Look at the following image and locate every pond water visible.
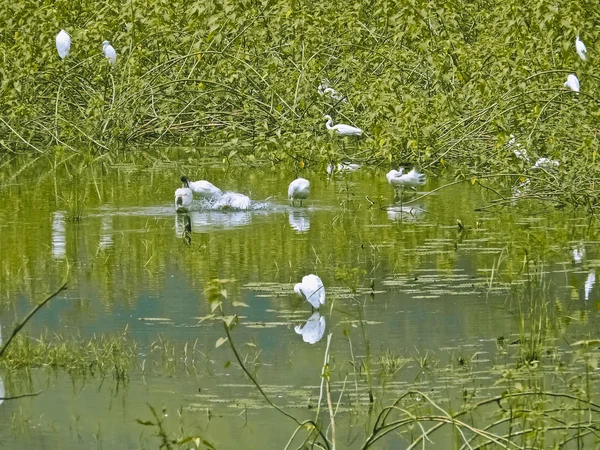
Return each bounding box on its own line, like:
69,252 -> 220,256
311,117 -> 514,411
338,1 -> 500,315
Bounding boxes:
0,151 -> 598,449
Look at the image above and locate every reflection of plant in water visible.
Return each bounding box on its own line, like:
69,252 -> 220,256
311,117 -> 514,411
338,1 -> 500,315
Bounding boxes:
334,266 -> 366,294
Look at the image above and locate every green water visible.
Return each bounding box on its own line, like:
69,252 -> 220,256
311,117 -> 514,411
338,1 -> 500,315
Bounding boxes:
0,152 -> 598,449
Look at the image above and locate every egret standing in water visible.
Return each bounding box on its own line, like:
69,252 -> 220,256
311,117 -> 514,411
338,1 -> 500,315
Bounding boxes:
181,176 -> 223,199
323,115 -> 362,136
576,36 -> 587,61
102,40 -> 117,64
294,274 -> 325,310
386,168 -> 426,213
56,29 -> 71,59
564,74 -> 580,93
174,179 -> 193,213
288,178 -> 310,206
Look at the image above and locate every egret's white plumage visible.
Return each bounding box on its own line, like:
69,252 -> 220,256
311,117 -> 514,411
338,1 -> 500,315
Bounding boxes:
318,80 -> 345,102
324,115 -> 362,136
386,168 -> 426,190
532,157 -> 559,169
585,271 -> 595,301
213,192 -> 252,210
294,274 -> 325,309
181,176 -> 223,199
573,244 -> 585,264
508,134 -> 529,161
102,40 -> 117,64
326,162 -> 361,175
564,74 -> 580,93
174,183 -> 193,213
56,29 -> 71,59
294,312 -> 326,344
576,36 -> 587,61
288,178 -> 310,206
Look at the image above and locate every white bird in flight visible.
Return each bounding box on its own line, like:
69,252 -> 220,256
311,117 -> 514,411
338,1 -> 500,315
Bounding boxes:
181,176 -> 223,199
324,115 -> 362,136
294,274 -> 326,310
288,178 -> 310,206
102,40 -> 117,64
564,74 -> 580,93
294,312 -> 326,344
175,179 -> 193,213
576,36 -> 587,61
56,29 -> 71,59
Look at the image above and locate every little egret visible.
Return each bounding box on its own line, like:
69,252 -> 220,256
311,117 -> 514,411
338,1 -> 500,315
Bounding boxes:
175,178 -> 193,213
386,168 -> 426,191
288,178 -> 310,206
576,36 -> 587,61
508,134 -> 529,161
181,176 -> 223,199
294,312 -> 326,344
564,74 -> 580,93
324,115 -> 362,136
213,192 -> 252,210
56,29 -> 71,59
102,40 -> 117,64
532,158 -> 559,169
294,274 -> 325,310
318,80 -> 345,102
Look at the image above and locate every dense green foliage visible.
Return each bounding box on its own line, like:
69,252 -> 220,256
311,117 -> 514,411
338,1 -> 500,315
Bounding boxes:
1,0 -> 599,206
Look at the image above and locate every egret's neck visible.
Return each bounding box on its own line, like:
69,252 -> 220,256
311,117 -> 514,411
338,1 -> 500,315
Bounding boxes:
325,117 -> 334,130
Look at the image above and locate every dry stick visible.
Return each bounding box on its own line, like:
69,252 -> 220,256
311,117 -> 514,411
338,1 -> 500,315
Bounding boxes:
0,281 -> 67,358
219,308 -> 330,450
316,332 -> 333,418
323,334 -> 336,450
1,391 -> 42,401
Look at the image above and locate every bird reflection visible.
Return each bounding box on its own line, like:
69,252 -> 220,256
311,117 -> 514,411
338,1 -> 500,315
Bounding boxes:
585,270 -> 595,301
51,211 -> 66,259
175,210 -> 250,236
289,210 -> 310,233
572,243 -> 585,265
386,205 -> 425,222
294,312 -> 326,344
99,215 -> 113,250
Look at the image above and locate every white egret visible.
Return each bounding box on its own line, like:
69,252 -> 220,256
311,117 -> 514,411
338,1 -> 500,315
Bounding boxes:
213,192 -> 252,210
51,211 -> 66,259
175,179 -> 193,213
508,134 -> 529,161
326,162 -> 361,175
181,176 -> 223,199
288,178 -> 310,206
294,274 -> 325,310
102,40 -> 117,64
564,74 -> 580,93
572,244 -> 585,264
576,36 -> 587,61
386,168 -> 426,191
323,115 -> 362,136
318,80 -> 345,102
55,29 -> 71,59
585,271 -> 595,301
531,157 -> 559,169
294,312 -> 326,344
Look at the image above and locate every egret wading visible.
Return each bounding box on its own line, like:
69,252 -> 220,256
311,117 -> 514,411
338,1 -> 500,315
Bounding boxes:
56,29 -> 71,59
175,178 -> 193,213
288,178 -> 310,206
102,41 -> 117,64
181,176 -> 223,199
294,274 -> 325,311
386,168 -> 426,213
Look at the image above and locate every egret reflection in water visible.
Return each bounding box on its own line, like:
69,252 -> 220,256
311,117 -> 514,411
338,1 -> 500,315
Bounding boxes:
288,209 -> 310,233
585,271 -> 595,301
386,205 -> 426,222
51,211 -> 66,259
294,312 -> 326,344
175,210 -> 251,235
572,243 -> 585,265
99,215 -> 113,250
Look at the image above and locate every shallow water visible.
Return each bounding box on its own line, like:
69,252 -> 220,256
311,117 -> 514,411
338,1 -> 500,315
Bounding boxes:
0,152 -> 599,448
